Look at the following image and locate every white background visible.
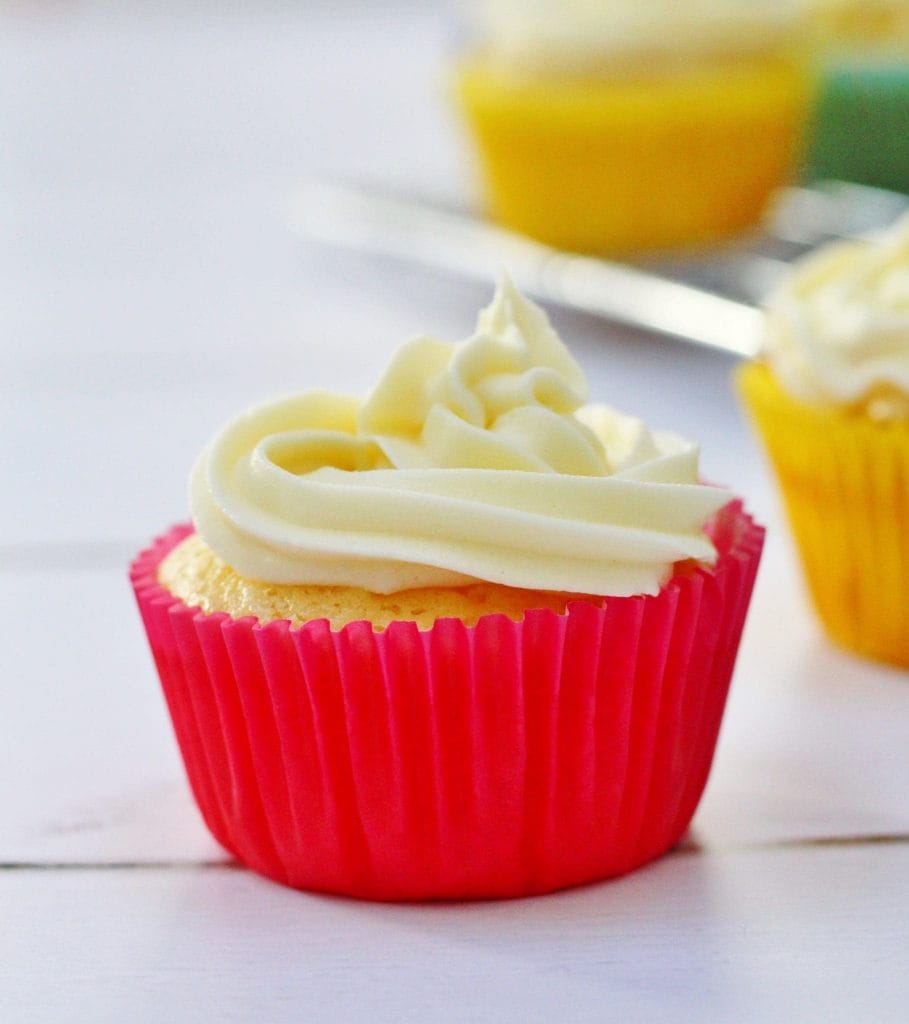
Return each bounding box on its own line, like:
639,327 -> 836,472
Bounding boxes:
3,3 -> 908,1021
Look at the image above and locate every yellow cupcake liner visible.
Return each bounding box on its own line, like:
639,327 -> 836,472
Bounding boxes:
738,362 -> 909,668
454,56 -> 813,254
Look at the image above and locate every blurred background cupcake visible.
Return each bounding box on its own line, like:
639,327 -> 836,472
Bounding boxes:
737,213 -> 909,667
802,0 -> 909,193
453,0 -> 814,254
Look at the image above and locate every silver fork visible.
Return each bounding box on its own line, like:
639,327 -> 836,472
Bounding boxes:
289,179 -> 908,361
648,181 -> 909,305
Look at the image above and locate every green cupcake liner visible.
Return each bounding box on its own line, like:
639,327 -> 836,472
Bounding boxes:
806,61 -> 909,193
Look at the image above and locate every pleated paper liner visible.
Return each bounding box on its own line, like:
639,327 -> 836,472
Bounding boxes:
131,501 -> 764,901
738,362 -> 909,668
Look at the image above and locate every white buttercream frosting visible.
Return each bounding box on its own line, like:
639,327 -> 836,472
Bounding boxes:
190,279 -> 729,595
763,213 -> 909,417
468,0 -> 801,76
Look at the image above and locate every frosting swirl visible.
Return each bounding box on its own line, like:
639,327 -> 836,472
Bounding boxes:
190,279 -> 729,595
468,0 -> 802,76
763,213 -> 909,417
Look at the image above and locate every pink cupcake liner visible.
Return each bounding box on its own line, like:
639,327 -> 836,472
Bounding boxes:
131,501 -> 763,901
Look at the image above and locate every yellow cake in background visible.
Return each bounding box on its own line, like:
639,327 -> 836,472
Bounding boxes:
133,278 -> 764,900
803,0 -> 909,50
454,0 -> 814,254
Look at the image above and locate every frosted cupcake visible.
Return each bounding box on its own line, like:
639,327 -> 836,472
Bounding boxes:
802,0 -> 909,192
132,280 -> 764,900
453,0 -> 813,253
738,214 -> 909,666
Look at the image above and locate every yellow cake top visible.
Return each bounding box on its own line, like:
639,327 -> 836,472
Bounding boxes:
189,279 -> 729,596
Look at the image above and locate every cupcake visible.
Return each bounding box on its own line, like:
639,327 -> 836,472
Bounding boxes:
452,0 -> 814,254
132,279 -> 764,900
737,214 -> 909,667
802,0 -> 909,193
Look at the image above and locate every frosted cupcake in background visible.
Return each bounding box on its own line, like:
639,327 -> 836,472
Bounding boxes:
802,0 -> 909,193
132,280 -> 764,900
453,0 -> 814,254
738,214 -> 909,667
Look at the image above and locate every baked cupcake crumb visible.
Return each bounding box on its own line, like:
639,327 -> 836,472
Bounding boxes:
158,533 -> 581,630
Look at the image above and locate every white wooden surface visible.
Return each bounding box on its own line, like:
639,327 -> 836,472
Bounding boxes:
3,4 -> 908,1022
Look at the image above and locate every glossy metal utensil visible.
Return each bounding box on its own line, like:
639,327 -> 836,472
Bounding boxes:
291,180 -> 763,359
289,179 -> 908,361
